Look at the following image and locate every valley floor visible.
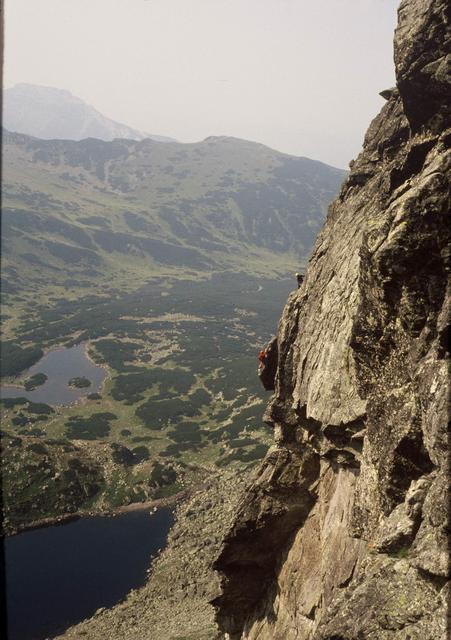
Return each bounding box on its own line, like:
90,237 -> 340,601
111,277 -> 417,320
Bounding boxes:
2,274 -> 286,535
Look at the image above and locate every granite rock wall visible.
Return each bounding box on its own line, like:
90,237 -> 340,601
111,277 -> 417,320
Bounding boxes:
213,2 -> 450,638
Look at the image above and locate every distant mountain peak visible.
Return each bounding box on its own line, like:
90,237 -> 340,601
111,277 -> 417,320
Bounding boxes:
3,83 -> 177,144
12,82 -> 81,98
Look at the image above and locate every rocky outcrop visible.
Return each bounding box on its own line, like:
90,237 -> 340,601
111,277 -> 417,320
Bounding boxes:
213,1 -> 450,638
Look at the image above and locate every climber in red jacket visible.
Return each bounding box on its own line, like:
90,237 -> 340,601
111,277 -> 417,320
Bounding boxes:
257,337 -> 277,391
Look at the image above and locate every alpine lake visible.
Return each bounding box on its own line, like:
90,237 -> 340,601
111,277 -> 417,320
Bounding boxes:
4,508 -> 174,640
1,342 -> 107,406
1,343 -> 174,640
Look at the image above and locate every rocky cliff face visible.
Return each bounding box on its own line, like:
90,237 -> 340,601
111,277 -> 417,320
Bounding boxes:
213,2 -> 450,638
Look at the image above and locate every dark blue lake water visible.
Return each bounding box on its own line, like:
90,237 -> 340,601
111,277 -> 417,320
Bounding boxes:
1,343 -> 107,406
4,508 -> 174,640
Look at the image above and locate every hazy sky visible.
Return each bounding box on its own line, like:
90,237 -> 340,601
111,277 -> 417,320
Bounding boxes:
4,0 -> 399,168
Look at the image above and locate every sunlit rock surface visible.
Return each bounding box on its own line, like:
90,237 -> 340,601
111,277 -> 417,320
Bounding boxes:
213,1 -> 450,638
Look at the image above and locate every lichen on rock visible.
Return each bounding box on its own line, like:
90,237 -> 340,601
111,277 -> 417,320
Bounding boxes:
213,1 -> 450,638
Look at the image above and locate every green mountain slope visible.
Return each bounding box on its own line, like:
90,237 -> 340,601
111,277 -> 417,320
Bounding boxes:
2,130 -> 345,304
1,131 -> 345,532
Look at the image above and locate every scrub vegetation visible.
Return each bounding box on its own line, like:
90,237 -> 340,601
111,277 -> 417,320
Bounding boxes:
1,274 -> 291,533
24,373 -> 48,390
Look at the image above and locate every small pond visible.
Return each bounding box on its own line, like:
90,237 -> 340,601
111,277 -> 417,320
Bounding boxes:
1,343 -> 107,406
4,508 -> 174,640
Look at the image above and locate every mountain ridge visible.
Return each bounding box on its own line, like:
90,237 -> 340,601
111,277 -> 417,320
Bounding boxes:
2,128 -> 345,309
3,83 -> 176,143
